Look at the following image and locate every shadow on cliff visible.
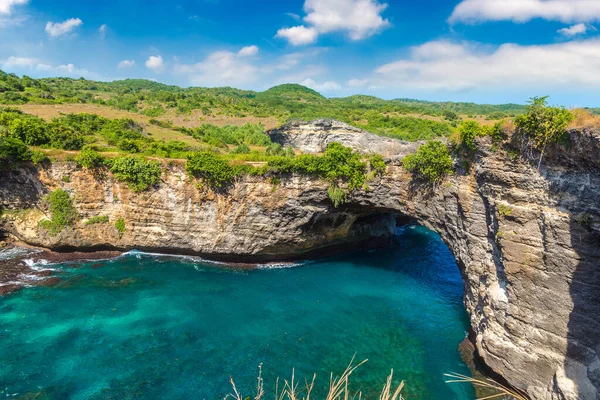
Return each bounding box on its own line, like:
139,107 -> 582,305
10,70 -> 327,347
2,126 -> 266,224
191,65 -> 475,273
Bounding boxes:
564,216 -> 600,398
537,129 -> 600,398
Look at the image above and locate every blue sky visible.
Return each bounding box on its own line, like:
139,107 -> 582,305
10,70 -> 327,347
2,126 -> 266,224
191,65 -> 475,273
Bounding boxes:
1,0 -> 600,106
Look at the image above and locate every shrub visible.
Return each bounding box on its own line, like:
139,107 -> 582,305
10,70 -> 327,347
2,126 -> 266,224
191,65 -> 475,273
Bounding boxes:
30,150 -> 47,165
0,137 -> 31,168
369,153 -> 386,175
39,189 -> 78,234
115,218 -> 126,237
76,147 -> 106,169
458,120 -> 481,152
231,143 -> 251,154
117,138 -> 141,153
266,142 -> 284,156
402,141 -> 453,183
186,152 -> 236,188
86,215 -> 109,225
110,155 -> 162,192
328,183 -> 347,208
514,96 -> 574,169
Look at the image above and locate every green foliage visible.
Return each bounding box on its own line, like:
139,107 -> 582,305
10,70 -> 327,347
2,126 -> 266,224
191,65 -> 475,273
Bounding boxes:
266,142 -> 284,156
31,150 -> 47,164
110,155 -> 162,192
458,120 -> 481,152
498,204 -> 513,217
186,152 -> 236,188
402,141 -> 453,183
76,147 -> 106,169
62,175 -> 70,182
115,218 -> 126,237
231,143 -> 251,154
0,71 -> 530,143
514,96 -> 574,168
443,110 -> 459,121
40,189 -> 78,234
86,215 -> 109,225
369,154 -> 387,175
0,136 -> 32,169
328,184 -> 347,208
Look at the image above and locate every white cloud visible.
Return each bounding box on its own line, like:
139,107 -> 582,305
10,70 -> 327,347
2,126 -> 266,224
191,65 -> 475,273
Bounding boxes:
118,60 -> 135,68
304,0 -> 390,40
1,56 -> 91,77
174,47 -> 259,86
558,23 -> 594,37
99,24 -> 107,39
276,0 -> 390,46
348,78 -> 369,87
237,45 -> 259,57
450,0 -> 600,24
145,55 -> 165,72
2,55 -> 36,67
276,26 -> 319,46
374,39 -> 600,91
301,78 -> 342,91
0,0 -> 28,14
286,12 -> 301,20
45,18 -> 83,37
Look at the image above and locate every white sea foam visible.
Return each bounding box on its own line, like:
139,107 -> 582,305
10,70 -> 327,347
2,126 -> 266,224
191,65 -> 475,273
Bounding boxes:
0,247 -> 41,261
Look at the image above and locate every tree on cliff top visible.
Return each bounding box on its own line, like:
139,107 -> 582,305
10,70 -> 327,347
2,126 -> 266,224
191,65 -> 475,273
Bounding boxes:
514,96 -> 573,169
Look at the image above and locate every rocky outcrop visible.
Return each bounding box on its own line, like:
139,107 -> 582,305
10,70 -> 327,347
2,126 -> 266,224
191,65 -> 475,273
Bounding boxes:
0,123 -> 599,400
268,118 -> 422,158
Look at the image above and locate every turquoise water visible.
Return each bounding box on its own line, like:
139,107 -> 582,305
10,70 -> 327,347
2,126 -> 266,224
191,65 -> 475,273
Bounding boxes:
0,226 -> 474,399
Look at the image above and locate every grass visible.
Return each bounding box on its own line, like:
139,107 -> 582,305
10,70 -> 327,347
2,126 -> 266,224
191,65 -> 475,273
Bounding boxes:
569,108 -> 600,129
225,358 -> 405,400
444,373 -> 529,400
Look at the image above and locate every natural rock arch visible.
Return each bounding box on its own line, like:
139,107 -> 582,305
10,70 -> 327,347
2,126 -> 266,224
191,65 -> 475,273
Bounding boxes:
1,126 -> 599,400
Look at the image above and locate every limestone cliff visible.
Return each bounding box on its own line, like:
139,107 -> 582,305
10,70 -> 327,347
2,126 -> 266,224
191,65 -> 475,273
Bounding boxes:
0,122 -> 599,400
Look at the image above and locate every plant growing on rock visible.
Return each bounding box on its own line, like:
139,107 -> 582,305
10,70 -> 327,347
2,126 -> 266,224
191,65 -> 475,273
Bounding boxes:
115,218 -> 126,237
402,141 -> 453,184
39,188 -> 78,235
76,147 -> 106,169
110,155 -> 162,192
514,96 -> 574,169
186,151 -> 236,188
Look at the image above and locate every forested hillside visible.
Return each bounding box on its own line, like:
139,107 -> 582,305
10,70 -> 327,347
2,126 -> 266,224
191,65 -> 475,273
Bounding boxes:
0,70 -> 528,141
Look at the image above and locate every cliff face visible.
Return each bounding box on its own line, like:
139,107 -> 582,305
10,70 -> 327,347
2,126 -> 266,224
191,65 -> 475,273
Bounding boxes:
1,122 -> 599,400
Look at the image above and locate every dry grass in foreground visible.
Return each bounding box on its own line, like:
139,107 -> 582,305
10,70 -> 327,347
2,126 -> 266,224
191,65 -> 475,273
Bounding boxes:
445,372 -> 529,400
224,358 -> 405,400
223,358 -> 531,400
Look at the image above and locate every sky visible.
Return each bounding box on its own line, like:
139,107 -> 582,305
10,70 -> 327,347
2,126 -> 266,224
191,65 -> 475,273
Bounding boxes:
1,0 -> 600,106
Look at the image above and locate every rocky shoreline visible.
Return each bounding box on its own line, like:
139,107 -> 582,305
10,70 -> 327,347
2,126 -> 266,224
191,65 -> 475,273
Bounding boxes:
0,240 -> 123,295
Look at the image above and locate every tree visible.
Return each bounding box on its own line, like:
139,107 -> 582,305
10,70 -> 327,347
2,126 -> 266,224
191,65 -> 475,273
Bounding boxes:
402,141 -> 453,184
457,120 -> 481,152
514,96 -> 574,169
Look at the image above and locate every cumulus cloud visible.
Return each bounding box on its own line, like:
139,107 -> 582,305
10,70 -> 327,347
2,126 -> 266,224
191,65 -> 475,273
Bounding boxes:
2,55 -> 36,67
145,55 -> 165,72
276,26 -> 319,46
276,0 -> 389,45
237,45 -> 259,57
1,56 -> 91,77
449,0 -> 600,24
118,60 -> 135,68
558,23 -> 594,37
348,78 -> 369,87
45,18 -> 83,37
0,0 -> 28,14
373,39 -> 600,91
174,47 -> 259,86
301,78 -> 342,91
